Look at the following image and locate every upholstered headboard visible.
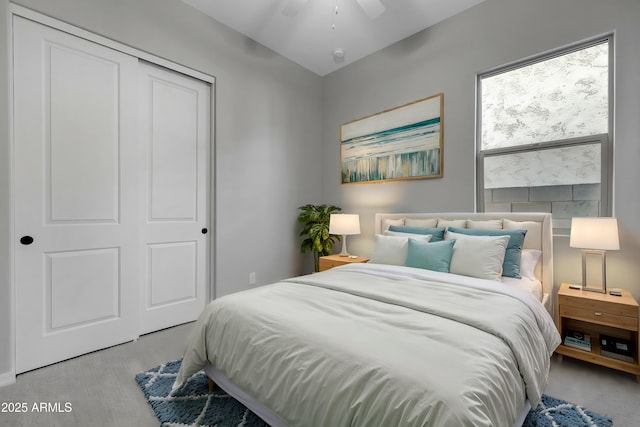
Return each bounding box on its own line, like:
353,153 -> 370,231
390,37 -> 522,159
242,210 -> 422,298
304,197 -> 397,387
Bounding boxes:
374,212 -> 554,312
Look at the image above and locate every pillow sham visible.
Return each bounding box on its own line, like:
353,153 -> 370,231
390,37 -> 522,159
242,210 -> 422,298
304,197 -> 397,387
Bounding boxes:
503,219 -> 542,250
437,218 -> 467,228
520,249 -> 542,281
388,225 -> 446,242
369,234 -> 431,266
405,239 -> 456,273
447,226 -> 527,278
444,231 -> 509,281
381,218 -> 405,232
405,218 -> 438,228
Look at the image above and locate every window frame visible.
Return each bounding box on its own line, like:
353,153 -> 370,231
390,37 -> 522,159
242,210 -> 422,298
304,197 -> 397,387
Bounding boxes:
475,35 -> 614,233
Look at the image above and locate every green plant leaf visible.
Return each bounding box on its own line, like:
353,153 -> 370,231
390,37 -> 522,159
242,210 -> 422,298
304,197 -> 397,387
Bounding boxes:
297,204 -> 343,269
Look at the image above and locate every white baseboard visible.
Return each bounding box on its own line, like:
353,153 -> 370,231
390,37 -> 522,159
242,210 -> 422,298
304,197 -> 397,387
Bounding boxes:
0,370 -> 16,388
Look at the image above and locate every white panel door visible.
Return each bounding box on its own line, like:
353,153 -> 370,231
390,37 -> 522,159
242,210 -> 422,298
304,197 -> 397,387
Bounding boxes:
138,62 -> 210,334
13,17 -> 139,373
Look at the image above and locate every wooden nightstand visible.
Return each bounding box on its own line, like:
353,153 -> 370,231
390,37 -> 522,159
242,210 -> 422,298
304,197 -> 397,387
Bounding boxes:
319,254 -> 369,272
556,283 -> 640,380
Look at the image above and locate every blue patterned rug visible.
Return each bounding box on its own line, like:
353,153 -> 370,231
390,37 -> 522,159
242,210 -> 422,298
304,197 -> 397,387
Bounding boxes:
136,359 -> 613,427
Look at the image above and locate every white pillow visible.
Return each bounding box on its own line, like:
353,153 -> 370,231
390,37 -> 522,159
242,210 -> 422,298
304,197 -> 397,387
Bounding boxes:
437,218 -> 467,228
467,219 -> 503,230
520,249 -> 542,280
405,218 -> 438,228
444,231 -> 509,281
503,219 -> 542,250
381,218 -> 405,232
370,234 -> 430,266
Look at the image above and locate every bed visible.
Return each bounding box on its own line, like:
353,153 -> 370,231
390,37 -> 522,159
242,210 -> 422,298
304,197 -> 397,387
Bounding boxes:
173,212 -> 561,427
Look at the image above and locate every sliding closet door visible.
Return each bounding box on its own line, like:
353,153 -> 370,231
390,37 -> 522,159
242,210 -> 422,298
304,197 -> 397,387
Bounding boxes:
13,17 -> 139,373
138,62 -> 210,334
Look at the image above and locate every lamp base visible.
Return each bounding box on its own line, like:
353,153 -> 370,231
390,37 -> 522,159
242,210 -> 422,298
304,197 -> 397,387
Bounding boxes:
339,234 -> 349,256
581,249 -> 607,293
582,286 -> 606,294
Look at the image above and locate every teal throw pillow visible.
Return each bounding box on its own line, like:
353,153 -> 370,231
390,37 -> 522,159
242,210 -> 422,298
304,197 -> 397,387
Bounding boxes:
388,225 -> 446,241
405,239 -> 456,273
446,226 -> 527,278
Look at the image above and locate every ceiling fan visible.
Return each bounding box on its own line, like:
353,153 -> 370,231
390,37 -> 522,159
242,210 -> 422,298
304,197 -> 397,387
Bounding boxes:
283,0 -> 386,20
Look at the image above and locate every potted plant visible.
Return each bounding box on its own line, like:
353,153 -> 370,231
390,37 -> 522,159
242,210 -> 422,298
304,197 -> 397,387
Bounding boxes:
297,204 -> 342,272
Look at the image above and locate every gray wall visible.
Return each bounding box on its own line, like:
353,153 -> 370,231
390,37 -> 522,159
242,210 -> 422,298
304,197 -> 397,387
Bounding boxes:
0,0 -> 323,379
322,0 -> 640,298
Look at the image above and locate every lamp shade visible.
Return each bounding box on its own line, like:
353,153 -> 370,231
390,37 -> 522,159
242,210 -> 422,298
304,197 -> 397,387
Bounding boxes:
329,214 -> 360,235
570,217 -> 620,250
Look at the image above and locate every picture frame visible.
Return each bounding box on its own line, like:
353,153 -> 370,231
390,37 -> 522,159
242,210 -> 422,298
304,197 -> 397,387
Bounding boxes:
340,93 -> 443,184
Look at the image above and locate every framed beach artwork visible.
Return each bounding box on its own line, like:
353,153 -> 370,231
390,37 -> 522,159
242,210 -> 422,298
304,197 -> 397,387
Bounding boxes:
340,93 -> 443,184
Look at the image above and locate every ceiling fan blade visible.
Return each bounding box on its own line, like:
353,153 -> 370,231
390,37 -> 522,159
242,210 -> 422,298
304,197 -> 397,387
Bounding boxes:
282,0 -> 309,17
355,0 -> 385,20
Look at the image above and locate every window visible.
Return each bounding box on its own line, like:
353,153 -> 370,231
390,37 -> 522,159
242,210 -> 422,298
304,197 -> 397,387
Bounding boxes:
477,37 -> 612,233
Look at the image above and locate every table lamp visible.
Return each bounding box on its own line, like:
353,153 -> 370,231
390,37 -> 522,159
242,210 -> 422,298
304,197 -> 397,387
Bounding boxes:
329,214 -> 360,257
569,217 -> 620,293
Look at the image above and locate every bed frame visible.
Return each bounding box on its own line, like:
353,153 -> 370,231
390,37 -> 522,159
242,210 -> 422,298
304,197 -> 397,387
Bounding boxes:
205,212 -> 554,427
375,212 -> 554,313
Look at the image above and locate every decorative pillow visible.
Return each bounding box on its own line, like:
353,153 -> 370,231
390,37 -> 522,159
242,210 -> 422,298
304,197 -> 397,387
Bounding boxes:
370,234 -> 431,266
444,231 -> 509,281
467,219 -> 503,230
503,219 -> 542,250
381,218 -> 405,232
385,230 -> 433,241
437,218 -> 467,228
447,226 -> 527,278
405,239 -> 456,273
405,218 -> 438,228
520,249 -> 542,281
388,225 -> 446,242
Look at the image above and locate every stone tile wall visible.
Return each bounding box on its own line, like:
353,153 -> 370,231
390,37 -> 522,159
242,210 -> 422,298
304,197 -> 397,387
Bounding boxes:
484,183 -> 601,232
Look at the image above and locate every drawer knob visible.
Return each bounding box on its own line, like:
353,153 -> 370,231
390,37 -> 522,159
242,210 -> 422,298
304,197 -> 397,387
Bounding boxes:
594,312 -> 603,316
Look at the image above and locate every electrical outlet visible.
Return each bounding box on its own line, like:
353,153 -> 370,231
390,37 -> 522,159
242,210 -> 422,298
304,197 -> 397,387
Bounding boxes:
249,272 -> 256,285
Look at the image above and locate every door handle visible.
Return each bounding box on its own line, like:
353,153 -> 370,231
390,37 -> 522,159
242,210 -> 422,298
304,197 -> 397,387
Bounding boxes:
201,228 -> 208,234
20,235 -> 34,245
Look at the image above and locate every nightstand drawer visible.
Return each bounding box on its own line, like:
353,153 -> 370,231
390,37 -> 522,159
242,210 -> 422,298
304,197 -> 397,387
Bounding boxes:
318,255 -> 369,272
559,294 -> 639,318
559,305 -> 639,331
319,258 -> 344,270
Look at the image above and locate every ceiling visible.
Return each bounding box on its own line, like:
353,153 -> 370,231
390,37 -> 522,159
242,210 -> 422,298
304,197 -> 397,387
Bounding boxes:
180,0 -> 485,76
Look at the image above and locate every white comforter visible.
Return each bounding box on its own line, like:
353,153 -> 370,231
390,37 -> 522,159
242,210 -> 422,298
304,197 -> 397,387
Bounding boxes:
174,263 -> 561,427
